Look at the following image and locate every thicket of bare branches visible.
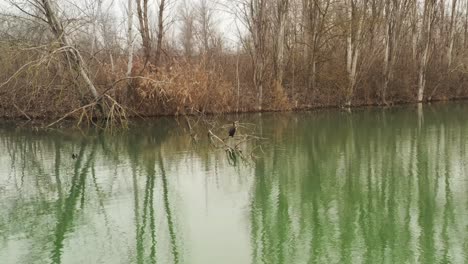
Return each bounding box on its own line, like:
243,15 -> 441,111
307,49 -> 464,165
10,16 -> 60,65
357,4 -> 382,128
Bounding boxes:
1,0 -> 468,122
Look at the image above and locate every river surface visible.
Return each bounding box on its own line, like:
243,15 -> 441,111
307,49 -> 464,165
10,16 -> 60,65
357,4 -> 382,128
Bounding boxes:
1,103 -> 468,264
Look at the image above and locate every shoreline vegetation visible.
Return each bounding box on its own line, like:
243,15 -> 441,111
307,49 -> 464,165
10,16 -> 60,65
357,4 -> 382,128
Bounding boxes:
1,0 -> 468,126
1,96 -> 466,122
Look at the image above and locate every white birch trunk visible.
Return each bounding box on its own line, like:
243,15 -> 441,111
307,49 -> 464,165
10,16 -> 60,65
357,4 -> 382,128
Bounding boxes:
464,0 -> 468,47
383,19 -> 391,103
346,0 -> 353,77
126,0 -> 134,78
346,0 -> 364,106
91,0 -> 103,56
346,0 -> 353,106
277,4 -> 287,86
251,0 -> 266,111
307,3 -> 320,90
412,1 -> 419,61
155,0 -> 166,66
110,53 -> 115,75
382,0 -> 404,104
236,46 -> 240,113
447,0 -> 458,68
418,0 -> 436,102
42,0 -> 100,100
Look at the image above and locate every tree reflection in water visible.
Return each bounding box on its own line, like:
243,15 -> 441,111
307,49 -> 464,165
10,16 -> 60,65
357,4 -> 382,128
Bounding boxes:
1,104 -> 468,263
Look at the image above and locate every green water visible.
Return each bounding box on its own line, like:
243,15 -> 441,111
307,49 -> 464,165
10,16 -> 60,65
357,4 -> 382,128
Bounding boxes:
1,103 -> 468,264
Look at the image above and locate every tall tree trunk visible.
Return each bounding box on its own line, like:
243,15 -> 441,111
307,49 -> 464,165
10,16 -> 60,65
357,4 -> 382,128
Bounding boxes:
418,0 -> 436,102
125,0 -> 135,103
136,0 -> 151,64
41,0 -> 99,101
382,10 -> 392,104
154,0 -> 166,66
304,0 -> 317,90
382,0 -> 407,104
275,0 -> 288,88
198,0 -> 211,57
346,0 -> 354,106
447,0 -> 458,67
304,0 -> 329,92
411,1 -> 419,61
127,0 -> 135,78
439,0 -> 446,39
346,0 -> 366,106
254,58 -> 265,111
91,0 -> 103,56
248,0 -> 268,111
464,0 -> 468,47
236,47 -> 241,113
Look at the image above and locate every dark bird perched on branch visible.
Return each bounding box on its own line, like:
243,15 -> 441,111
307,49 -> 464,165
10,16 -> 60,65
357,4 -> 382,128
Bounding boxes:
228,121 -> 239,137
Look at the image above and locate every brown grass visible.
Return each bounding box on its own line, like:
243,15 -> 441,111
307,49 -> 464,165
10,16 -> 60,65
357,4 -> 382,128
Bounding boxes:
127,60 -> 235,115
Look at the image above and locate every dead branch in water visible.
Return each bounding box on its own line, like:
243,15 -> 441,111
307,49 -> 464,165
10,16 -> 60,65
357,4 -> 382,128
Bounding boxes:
46,102 -> 97,128
207,129 -> 249,164
45,94 -> 129,129
207,122 -> 266,165
13,104 -> 31,120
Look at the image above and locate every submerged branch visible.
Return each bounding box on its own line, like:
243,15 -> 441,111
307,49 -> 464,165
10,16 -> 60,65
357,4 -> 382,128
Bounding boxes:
46,102 -> 97,128
207,126 -> 265,165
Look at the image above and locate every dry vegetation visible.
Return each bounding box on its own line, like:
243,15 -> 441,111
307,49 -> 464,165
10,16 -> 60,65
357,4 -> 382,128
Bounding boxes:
1,0 -> 468,124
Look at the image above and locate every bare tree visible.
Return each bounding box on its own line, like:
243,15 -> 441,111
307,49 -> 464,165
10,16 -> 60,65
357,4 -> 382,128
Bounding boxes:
464,0 -> 468,47
3,0 -> 468,122
99,7 -> 119,74
179,0 -> 195,58
303,0 -> 330,91
447,0 -> 458,67
196,0 -> 214,57
136,0 -> 151,63
411,1 -> 419,61
382,0 -> 409,104
273,0 -> 288,89
127,0 -> 135,78
40,0 -> 100,101
91,0 -> 104,56
417,0 -> 437,102
345,0 -> 368,106
244,0 -> 269,111
154,0 -> 167,66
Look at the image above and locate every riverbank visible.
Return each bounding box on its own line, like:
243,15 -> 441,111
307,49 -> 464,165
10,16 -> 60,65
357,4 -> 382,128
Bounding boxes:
2,53 -> 467,125
2,92 -> 466,129
3,47 -> 468,125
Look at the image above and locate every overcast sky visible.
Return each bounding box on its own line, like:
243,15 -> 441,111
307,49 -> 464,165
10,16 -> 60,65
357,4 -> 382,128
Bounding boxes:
0,0 -> 243,49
